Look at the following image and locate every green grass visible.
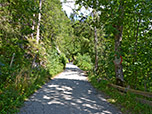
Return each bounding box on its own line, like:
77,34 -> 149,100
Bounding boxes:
0,67 -> 64,114
88,72 -> 152,114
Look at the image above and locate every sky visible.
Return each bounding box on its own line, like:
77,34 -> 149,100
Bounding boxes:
60,0 -> 92,18
60,0 -> 76,17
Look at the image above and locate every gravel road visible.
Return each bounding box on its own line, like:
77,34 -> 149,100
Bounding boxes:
18,63 -> 122,114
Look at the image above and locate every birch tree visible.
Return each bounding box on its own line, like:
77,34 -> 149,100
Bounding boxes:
36,0 -> 42,44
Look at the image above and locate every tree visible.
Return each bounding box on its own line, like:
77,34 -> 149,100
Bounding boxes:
36,0 -> 43,44
75,0 -> 152,87
76,0 -> 125,85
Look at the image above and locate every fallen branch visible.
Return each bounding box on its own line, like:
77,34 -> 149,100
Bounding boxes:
108,84 -> 152,98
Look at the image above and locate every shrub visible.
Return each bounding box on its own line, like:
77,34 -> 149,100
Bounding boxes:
74,53 -> 93,71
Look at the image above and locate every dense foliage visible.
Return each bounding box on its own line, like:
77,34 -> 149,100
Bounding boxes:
73,0 -> 152,92
0,0 -> 71,113
71,1 -> 152,112
88,73 -> 152,114
0,0 -> 152,113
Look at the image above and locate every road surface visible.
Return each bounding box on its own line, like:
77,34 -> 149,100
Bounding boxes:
19,63 -> 122,114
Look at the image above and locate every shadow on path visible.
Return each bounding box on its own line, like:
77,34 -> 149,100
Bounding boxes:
19,63 -> 122,114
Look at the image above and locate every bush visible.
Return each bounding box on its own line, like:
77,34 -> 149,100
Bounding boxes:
74,53 -> 93,71
88,73 -> 152,114
46,50 -> 66,76
0,44 -> 66,113
59,53 -> 68,69
0,66 -> 51,114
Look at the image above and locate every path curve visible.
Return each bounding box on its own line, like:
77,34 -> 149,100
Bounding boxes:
19,63 -> 122,114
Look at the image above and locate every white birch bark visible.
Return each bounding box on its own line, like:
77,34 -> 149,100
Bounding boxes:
36,0 -> 42,44
31,14 -> 35,39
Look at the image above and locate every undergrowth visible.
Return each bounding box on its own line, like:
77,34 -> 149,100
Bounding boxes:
0,47 -> 66,114
0,65 -> 64,114
73,53 -> 93,71
87,72 -> 152,114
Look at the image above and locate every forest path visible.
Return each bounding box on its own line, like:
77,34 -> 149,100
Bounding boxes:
19,63 -> 122,114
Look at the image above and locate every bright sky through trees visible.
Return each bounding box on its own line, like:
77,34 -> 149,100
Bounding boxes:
60,0 -> 92,17
60,0 -> 75,17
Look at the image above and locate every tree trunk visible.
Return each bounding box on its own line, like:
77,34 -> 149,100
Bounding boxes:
92,10 -> 98,72
114,25 -> 124,86
32,54 -> 37,68
94,26 -> 98,72
114,0 -> 124,86
36,0 -> 42,44
31,14 -> 36,39
56,45 -> 61,54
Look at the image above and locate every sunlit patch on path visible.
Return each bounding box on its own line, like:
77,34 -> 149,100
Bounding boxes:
19,63 -> 122,114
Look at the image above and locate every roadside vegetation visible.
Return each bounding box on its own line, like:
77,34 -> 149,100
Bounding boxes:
88,73 -> 152,114
72,0 -> 152,113
0,0 -> 69,113
0,0 -> 152,113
